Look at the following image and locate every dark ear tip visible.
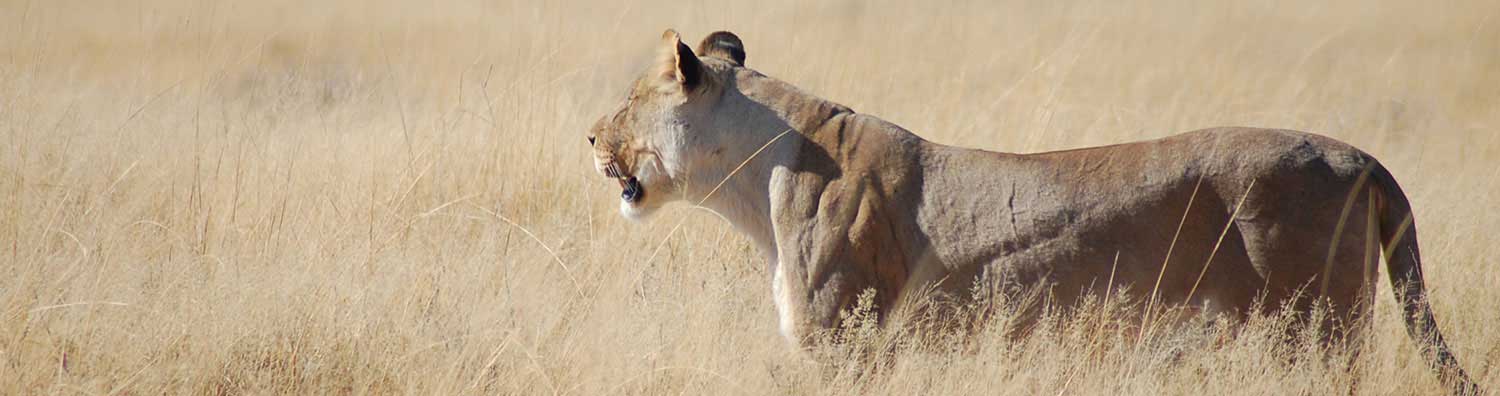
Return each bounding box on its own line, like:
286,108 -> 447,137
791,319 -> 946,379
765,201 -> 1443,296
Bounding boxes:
697,31 -> 746,66
675,39 -> 703,87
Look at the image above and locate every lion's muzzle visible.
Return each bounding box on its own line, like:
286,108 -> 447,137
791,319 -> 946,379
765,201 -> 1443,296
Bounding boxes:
620,176 -> 643,203
600,161 -> 644,204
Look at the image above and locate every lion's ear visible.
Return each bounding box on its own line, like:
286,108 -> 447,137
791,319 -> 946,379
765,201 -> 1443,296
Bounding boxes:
657,29 -> 703,89
697,31 -> 745,66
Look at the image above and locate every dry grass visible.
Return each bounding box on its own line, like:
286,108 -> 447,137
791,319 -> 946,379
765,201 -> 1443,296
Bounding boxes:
2,0 -> 1497,394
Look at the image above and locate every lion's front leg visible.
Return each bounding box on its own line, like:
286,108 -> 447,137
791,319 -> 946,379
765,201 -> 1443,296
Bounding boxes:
766,170 -> 904,351
771,253 -> 843,350
772,241 -> 882,351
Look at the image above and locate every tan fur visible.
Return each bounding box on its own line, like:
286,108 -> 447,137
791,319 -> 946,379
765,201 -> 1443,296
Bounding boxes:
588,30 -> 1477,393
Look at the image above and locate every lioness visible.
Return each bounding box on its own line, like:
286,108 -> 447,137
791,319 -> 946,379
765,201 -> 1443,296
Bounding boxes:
587,30 -> 1477,392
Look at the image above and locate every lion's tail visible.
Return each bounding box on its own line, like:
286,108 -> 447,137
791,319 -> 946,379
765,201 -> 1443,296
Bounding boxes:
1372,163 -> 1480,395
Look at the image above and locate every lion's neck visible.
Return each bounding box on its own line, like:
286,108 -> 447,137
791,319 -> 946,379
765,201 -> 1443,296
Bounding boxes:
685,127 -> 792,260
686,77 -> 850,260
696,179 -> 778,256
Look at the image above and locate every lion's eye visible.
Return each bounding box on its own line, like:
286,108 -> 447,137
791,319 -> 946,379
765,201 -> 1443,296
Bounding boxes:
587,136 -> 596,146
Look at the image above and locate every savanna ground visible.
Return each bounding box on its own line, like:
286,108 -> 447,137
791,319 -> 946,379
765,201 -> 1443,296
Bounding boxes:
2,0 -> 1498,394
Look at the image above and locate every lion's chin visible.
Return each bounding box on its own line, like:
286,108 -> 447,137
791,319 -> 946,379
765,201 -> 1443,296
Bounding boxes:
619,199 -> 661,221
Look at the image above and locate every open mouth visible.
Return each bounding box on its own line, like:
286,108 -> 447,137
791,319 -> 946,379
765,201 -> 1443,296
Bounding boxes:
604,163 -> 644,203
618,176 -> 643,203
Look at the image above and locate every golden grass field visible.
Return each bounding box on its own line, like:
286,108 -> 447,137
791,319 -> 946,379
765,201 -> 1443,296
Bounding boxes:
2,0 -> 1498,394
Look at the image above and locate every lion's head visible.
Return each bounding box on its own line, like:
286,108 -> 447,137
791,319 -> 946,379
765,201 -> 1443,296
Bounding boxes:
587,30 -> 746,219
